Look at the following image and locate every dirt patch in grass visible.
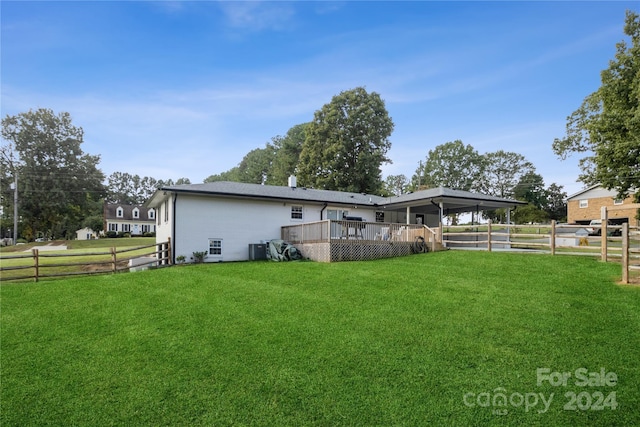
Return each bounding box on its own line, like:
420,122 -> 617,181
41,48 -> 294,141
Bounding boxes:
81,260 -> 129,273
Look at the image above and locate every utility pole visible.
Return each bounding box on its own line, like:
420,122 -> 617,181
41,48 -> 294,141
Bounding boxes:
12,172 -> 18,244
6,149 -> 19,244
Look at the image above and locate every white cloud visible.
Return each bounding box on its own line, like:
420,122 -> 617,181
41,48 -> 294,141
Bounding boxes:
216,1 -> 296,32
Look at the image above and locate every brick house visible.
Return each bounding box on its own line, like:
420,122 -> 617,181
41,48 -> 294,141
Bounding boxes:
567,185 -> 639,227
104,203 -> 157,236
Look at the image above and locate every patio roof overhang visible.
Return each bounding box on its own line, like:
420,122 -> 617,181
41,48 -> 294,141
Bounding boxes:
378,187 -> 526,216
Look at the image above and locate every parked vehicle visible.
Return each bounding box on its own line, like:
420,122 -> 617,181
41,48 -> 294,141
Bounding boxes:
587,220 -> 602,236
586,220 -> 622,236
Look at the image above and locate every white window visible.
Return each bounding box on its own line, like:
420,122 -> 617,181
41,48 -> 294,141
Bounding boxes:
142,224 -> 150,233
579,200 -> 588,208
164,199 -> 169,222
108,223 -> 118,232
116,207 -> 124,218
122,224 -> 131,232
148,209 -> 155,219
132,208 -> 139,219
209,239 -> 222,256
614,198 -> 623,205
291,205 -> 303,220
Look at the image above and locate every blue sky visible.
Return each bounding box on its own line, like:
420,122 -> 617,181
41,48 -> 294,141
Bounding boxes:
2,1 -> 637,195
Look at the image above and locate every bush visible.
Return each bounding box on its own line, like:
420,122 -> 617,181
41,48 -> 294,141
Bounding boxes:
106,231 -> 118,238
191,251 -> 207,263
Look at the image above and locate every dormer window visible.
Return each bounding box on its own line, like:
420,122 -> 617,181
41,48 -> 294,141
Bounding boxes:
132,208 -> 140,219
116,207 -> 124,218
148,209 -> 155,219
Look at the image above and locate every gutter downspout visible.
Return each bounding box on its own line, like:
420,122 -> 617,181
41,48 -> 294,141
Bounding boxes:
320,203 -> 328,220
171,193 -> 177,265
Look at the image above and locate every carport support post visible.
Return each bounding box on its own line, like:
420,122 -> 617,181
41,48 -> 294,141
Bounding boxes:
621,223 -> 629,284
487,220 -> 492,252
601,206 -> 608,262
406,206 -> 410,224
439,201 -> 444,244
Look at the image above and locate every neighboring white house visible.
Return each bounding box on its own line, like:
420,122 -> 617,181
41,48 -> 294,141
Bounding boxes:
145,179 -> 524,263
75,227 -> 98,240
104,203 -> 157,236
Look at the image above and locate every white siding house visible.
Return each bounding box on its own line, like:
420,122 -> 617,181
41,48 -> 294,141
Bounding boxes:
104,203 -> 157,236
146,180 -> 524,263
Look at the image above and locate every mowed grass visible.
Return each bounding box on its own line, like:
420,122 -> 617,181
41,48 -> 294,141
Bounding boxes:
0,238 -> 157,281
2,251 -> 639,426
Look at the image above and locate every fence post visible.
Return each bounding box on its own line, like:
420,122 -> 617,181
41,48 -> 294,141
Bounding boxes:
111,247 -> 117,273
601,206 -> 608,262
621,223 -> 629,284
550,220 -> 556,256
32,248 -> 39,282
487,220 -> 492,252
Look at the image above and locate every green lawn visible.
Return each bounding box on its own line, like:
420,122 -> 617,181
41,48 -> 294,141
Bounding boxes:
0,238 -> 158,281
0,237 -> 156,253
2,252 -> 639,426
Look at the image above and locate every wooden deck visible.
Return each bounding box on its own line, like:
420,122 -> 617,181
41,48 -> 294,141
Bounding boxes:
282,220 -> 441,262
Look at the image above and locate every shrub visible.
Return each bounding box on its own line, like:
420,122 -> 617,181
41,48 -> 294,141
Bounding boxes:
191,251 -> 207,263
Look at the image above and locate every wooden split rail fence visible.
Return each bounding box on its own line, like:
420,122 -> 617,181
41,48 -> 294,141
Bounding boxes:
442,221 -> 640,285
0,239 -> 171,283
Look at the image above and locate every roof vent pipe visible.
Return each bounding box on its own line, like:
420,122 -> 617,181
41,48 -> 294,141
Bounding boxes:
288,175 -> 297,188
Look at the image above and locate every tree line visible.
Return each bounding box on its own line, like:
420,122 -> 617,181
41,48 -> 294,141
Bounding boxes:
384,140 -> 568,223
0,109 -> 191,240
204,86 -> 394,196
1,10 -> 637,240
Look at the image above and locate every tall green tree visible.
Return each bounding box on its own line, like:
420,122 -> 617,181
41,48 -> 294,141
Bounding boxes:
383,174 -> 409,196
508,171 -> 568,223
513,172 -> 547,209
1,109 -> 105,240
267,123 -> 309,186
106,173 -> 190,204
106,172 -> 138,204
411,140 -> 484,191
204,168 -> 240,183
236,146 -> 276,184
297,87 -> 394,193
479,150 -> 535,199
553,10 -> 640,201
544,183 -> 567,222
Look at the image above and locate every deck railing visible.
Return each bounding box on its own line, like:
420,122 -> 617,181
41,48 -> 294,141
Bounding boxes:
282,220 -> 438,247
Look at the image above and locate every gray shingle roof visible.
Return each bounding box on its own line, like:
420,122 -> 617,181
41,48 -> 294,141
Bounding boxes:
156,181 -> 522,209
104,203 -> 155,221
161,181 -> 387,206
